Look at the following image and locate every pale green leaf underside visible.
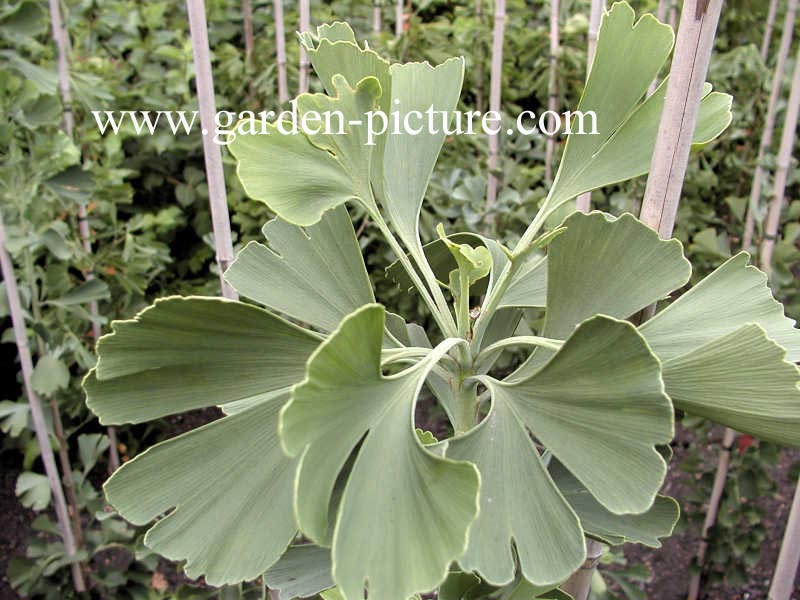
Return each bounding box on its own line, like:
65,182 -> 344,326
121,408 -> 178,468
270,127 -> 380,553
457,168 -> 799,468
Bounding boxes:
486,316 -> 672,515
550,459 -> 679,547
662,324 -> 800,444
545,3 -> 731,214
280,305 -> 479,600
640,252 -> 800,362
225,206 -> 374,333
446,397 -> 585,586
379,58 -> 464,254
85,297 -> 319,424
229,121 -> 355,227
104,394 -> 296,586
264,545 -> 334,600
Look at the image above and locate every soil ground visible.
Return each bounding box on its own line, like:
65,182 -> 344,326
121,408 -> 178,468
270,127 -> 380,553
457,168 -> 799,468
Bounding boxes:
2,419 -> 799,599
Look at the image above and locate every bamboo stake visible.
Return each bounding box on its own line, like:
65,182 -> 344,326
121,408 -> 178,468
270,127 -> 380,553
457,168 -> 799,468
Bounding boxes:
562,539 -> 604,600
47,0 -> 120,472
686,427 -> 736,600
760,42 -> 800,272
186,0 -> 238,300
373,0 -> 382,34
485,0 -> 506,220
639,0 -> 724,240
762,0 -> 780,63
575,0 -> 604,212
0,213 -> 85,592
475,0 -> 485,113
298,0 -> 310,94
544,0 -> 560,184
668,0 -> 678,29
656,0 -> 668,22
742,0 -> 797,252
395,0 -> 403,37
770,478 -> 800,599
242,0 -> 254,66
274,0 -> 289,104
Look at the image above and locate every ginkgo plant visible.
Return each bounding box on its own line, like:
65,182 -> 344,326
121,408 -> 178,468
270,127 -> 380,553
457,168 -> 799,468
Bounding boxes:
84,4 -> 800,599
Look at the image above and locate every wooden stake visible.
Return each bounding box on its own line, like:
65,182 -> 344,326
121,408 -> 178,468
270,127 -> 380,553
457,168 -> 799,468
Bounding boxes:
298,0 -> 310,94
47,0 -> 120,472
485,0 -> 506,220
639,0 -> 724,240
544,0 -> 560,184
274,0 -> 289,104
686,427 -> 736,600
743,0 -> 797,252
186,0 -> 238,300
769,478 -> 800,599
762,0 -> 780,62
373,0 -> 382,34
575,0 -> 604,212
474,0 -> 485,113
395,0 -> 404,37
242,0 -> 255,66
760,41 -> 800,271
0,213 -> 85,592
561,539 -> 604,600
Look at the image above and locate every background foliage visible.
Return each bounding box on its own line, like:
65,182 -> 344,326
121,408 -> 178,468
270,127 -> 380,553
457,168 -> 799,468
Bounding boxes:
0,0 -> 798,598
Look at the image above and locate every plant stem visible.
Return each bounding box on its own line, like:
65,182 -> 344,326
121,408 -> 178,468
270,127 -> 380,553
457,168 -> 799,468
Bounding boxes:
452,373 -> 479,434
274,0 -> 289,104
186,0 -> 239,300
743,0 -> 797,253
769,477 -> 800,599
485,0 -> 506,221
759,41 -> 800,272
0,213 -> 86,592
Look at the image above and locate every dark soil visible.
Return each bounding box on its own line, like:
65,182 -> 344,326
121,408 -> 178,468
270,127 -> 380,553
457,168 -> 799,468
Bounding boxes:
625,425 -> 800,600
2,412 -> 799,599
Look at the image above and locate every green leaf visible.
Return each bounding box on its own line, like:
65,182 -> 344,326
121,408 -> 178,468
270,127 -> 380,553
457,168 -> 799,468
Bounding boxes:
496,254 -> 547,309
16,472 -> 50,511
513,211 -> 689,376
40,228 -> 71,261
263,545 -> 333,600
85,297 -> 320,424
446,393 -> 585,586
104,393 -> 296,586
550,459 -> 679,547
228,119 -> 355,227
225,206 -> 373,333
77,433 -> 110,477
639,253 -> 800,362
661,324 -> 800,444
49,279 -> 110,307
438,571 -> 482,600
438,224 -> 493,287
378,58 -> 464,253
543,3 -> 731,215
484,316 -> 672,516
280,304 -> 480,600
0,400 -> 29,437
31,354 -> 70,396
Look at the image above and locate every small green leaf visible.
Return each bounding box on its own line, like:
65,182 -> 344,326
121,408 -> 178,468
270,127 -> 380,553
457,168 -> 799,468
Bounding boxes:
31,354 -> 70,396
16,472 -> 50,511
0,400 -> 29,437
50,279 -> 110,307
